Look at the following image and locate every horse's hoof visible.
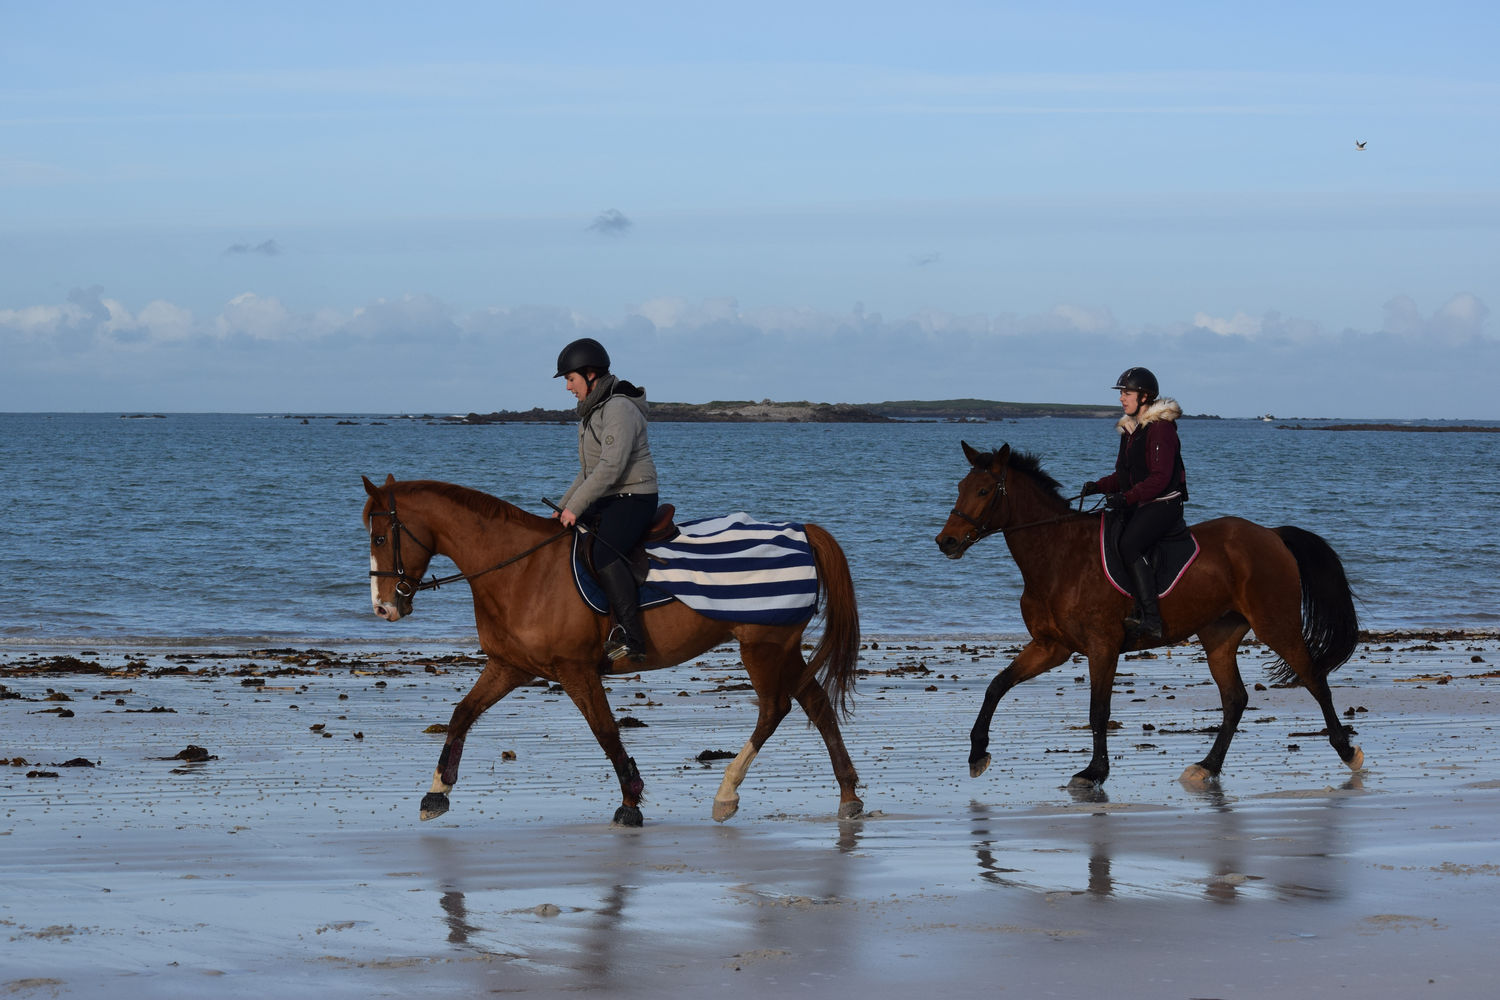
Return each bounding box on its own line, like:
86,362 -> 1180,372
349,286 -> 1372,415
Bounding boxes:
969,754 -> 991,778
1179,764 -> 1214,787
419,792 -> 450,821
1345,745 -> 1365,771
712,797 -> 739,823
612,805 -> 644,828
1067,773 -> 1100,789
838,799 -> 864,820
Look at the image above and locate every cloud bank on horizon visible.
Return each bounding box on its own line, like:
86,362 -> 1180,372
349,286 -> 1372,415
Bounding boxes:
2,283 -> 1493,419
3,2 -> 1498,418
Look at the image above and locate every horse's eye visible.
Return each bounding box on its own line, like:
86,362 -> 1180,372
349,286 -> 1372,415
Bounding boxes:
977,488 -> 989,497
372,534 -> 386,547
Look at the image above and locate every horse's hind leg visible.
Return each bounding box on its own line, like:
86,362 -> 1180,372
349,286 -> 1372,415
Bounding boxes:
710,642 -> 797,822
1252,612 -> 1364,773
1182,617 -> 1252,785
970,639 -> 1071,778
423,659 -> 532,821
1306,674 -> 1364,771
793,679 -> 863,820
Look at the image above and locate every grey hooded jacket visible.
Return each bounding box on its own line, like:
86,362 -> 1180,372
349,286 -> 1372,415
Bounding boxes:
559,375 -> 659,516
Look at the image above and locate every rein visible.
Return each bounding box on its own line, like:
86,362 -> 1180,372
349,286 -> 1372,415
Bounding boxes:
369,494 -> 568,597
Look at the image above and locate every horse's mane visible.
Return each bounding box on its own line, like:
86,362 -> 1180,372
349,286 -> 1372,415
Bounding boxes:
976,447 -> 1069,506
405,480 -> 527,523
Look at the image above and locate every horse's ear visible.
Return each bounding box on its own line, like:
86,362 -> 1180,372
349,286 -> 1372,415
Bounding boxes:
961,440 -> 982,467
996,444 -> 1011,469
362,475 -> 381,499
382,474 -> 396,487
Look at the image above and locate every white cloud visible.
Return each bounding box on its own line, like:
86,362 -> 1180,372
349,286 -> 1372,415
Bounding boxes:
1383,293 -> 1491,344
1192,311 -> 1261,337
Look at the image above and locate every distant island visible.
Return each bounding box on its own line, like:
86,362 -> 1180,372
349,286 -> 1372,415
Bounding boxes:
1277,423 -> 1499,433
451,398 -> 1129,424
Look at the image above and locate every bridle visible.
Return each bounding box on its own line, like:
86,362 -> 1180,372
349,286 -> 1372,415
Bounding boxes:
948,462 -> 1096,549
368,492 -> 569,600
948,463 -> 1011,549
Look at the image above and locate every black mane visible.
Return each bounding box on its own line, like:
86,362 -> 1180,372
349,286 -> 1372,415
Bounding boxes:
977,447 -> 1068,505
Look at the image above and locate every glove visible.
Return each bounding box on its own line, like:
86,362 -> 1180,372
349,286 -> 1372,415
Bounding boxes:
1081,481 -> 1100,497
1105,492 -> 1127,510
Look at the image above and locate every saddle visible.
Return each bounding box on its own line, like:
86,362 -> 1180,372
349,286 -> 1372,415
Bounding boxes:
1098,510 -> 1200,599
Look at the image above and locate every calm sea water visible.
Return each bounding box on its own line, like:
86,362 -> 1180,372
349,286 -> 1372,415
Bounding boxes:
2,413 -> 1496,646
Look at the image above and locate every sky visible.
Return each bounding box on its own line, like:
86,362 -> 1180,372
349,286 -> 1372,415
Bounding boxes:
3,1 -> 1498,419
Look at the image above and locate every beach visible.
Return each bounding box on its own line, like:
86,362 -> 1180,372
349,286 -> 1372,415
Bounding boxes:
3,632 -> 1498,999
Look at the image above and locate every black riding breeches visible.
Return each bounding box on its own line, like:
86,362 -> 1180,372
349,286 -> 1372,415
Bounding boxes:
1117,499 -> 1185,564
584,493 -> 658,569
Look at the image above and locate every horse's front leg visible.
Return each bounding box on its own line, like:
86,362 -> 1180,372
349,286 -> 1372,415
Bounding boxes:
1070,649 -> 1120,788
421,659 -> 532,821
970,640 -> 1071,778
557,668 -> 646,827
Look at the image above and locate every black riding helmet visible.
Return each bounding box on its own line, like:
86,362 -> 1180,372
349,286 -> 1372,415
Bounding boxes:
554,337 -> 611,378
1113,366 -> 1159,403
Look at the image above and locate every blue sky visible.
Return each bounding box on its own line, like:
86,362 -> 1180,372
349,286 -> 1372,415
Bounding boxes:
3,2 -> 1497,418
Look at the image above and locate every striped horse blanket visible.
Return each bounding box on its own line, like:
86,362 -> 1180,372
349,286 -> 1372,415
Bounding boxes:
571,512 -> 820,625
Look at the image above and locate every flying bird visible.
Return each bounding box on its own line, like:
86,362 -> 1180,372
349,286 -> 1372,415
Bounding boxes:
1355,140 -> 1367,151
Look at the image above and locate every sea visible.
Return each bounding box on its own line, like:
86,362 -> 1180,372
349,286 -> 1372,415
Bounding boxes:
2,412 -> 1496,649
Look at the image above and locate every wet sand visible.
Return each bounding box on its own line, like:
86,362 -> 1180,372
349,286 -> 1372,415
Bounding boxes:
3,634 -> 1498,999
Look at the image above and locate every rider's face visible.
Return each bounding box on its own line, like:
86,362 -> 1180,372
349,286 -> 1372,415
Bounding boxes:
1120,390 -> 1145,417
565,371 -> 589,401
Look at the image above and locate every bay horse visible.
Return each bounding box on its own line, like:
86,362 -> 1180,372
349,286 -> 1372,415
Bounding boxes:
362,475 -> 863,826
935,442 -> 1364,788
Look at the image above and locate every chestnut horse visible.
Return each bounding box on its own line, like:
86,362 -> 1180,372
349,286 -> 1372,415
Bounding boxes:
935,443 -> 1364,788
362,475 -> 863,826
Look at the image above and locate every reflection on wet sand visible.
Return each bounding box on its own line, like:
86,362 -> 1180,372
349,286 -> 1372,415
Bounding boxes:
968,776 -> 1362,904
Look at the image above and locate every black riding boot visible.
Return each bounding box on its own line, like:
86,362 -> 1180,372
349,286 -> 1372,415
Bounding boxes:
1124,557 -> 1164,640
597,560 -> 648,662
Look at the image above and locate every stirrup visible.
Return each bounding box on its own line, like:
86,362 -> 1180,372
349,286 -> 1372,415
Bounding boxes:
604,625 -> 646,663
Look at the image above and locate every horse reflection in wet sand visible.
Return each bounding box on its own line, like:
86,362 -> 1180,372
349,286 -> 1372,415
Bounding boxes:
936,443 -> 1365,789
363,475 -> 863,827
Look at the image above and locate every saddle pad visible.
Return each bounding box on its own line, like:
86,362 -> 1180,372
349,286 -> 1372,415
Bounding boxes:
570,533 -> 677,615
571,512 -> 820,625
1098,512 -> 1200,598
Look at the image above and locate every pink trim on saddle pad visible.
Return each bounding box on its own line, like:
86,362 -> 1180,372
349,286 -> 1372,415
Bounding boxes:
1097,514 -> 1200,598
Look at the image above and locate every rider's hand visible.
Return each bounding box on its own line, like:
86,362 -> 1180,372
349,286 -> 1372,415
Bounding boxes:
1082,481 -> 1100,496
559,508 -> 578,528
1105,492 -> 1127,509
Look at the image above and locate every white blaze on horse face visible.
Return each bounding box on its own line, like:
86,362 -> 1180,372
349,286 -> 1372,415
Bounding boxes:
370,555 -> 381,612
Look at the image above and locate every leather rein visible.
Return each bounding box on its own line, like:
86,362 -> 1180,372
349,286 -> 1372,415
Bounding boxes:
368,494 -> 568,597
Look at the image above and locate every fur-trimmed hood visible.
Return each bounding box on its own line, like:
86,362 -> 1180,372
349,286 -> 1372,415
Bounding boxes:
1116,397 -> 1181,435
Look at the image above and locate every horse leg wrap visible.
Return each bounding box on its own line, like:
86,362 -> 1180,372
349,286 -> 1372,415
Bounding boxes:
615,756 -> 644,800
436,737 -> 466,790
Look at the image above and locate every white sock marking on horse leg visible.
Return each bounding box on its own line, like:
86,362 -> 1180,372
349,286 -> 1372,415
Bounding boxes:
430,768 -> 452,795
713,741 -> 758,808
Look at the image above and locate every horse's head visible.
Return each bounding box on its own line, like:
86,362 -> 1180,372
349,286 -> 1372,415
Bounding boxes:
363,474 -> 434,621
935,441 -> 1011,559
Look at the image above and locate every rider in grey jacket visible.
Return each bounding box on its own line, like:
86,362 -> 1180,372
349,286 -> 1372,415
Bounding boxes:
554,338 -> 659,663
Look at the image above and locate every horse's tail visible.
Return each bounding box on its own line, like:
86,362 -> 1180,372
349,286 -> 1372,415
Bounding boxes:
804,522 -> 861,720
1271,525 -> 1360,685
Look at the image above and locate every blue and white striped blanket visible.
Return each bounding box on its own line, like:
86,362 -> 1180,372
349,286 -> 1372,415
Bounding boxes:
572,512 -> 820,625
